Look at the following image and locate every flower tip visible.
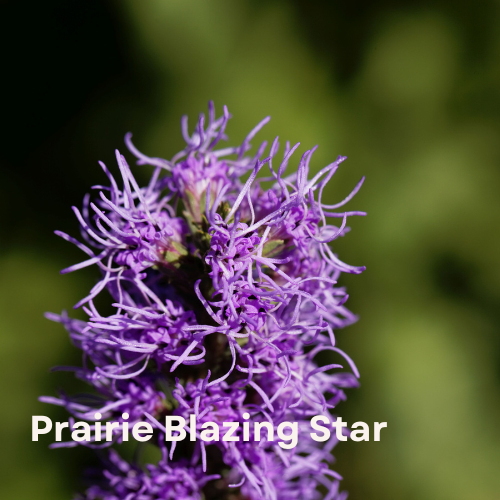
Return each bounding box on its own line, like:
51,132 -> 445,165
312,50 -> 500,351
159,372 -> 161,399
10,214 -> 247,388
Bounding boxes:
270,136 -> 280,156
348,266 -> 366,275
44,312 -> 57,321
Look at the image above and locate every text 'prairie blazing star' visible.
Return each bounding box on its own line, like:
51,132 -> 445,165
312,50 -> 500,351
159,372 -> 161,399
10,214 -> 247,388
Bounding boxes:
41,102 -> 366,500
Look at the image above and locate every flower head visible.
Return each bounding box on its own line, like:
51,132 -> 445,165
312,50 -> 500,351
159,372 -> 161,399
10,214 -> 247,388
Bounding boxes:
41,102 -> 365,499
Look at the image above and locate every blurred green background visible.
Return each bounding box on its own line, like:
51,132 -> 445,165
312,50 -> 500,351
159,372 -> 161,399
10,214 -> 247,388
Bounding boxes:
1,0 -> 500,498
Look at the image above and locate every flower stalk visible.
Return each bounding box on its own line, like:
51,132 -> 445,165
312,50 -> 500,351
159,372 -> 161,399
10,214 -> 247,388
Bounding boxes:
41,102 -> 365,500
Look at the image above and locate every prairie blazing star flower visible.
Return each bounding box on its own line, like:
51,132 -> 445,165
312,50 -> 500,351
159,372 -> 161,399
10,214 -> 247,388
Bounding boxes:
41,102 -> 366,499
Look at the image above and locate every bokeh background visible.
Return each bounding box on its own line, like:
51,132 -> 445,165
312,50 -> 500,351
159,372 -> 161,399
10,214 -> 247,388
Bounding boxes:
1,0 -> 500,498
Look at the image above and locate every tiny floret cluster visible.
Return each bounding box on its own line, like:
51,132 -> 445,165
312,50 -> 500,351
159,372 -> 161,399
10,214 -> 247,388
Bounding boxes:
41,102 -> 366,500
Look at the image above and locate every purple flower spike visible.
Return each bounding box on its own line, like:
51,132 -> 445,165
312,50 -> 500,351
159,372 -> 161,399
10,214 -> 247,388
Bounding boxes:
42,102 -> 365,499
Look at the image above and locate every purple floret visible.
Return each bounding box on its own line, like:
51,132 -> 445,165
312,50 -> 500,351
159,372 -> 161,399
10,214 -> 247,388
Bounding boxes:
41,102 -> 365,499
